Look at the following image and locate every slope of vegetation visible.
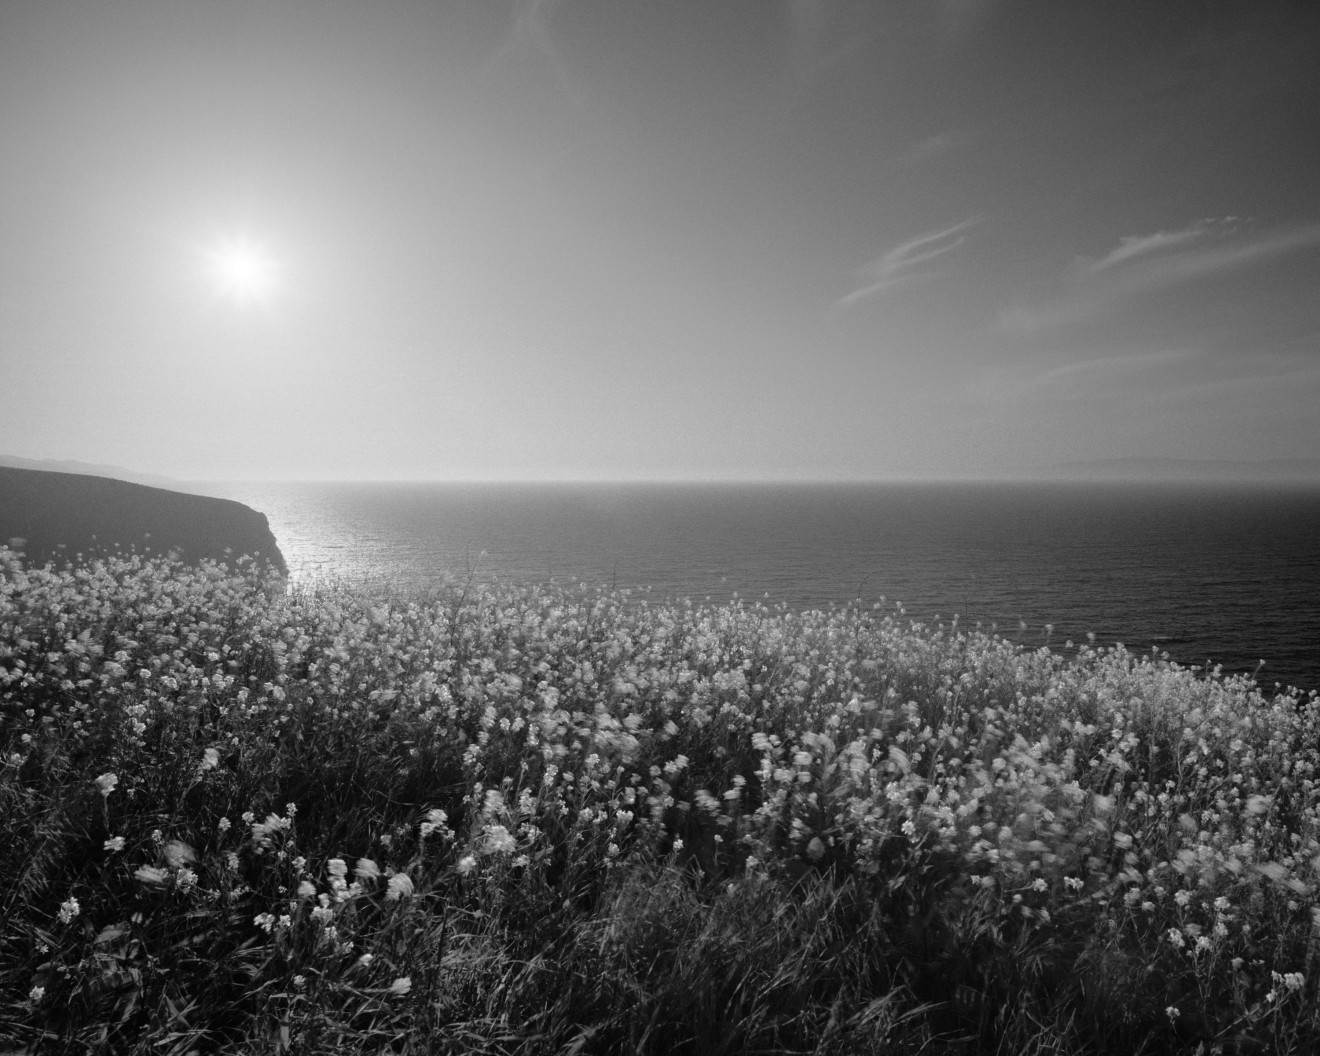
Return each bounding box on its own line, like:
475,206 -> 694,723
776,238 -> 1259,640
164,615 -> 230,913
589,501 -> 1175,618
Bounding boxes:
3,547 -> 1319,1054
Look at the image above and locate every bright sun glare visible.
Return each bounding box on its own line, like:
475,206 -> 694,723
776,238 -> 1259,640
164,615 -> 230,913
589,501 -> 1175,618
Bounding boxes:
209,238 -> 277,302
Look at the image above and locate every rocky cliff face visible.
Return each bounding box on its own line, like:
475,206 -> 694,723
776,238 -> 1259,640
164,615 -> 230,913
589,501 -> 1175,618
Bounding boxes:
0,466 -> 286,574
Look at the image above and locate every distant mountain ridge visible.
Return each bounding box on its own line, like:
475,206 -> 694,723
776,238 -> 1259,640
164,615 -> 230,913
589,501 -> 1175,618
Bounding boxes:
1042,457 -> 1320,481
0,455 -> 188,491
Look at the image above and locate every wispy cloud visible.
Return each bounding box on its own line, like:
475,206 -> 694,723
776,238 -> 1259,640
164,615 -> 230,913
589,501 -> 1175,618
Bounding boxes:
787,1 -> 880,86
973,348 -> 1201,405
1117,220 -> 1320,284
1082,219 -> 1230,274
837,217 -> 980,308
1026,348 -> 1200,393
1001,219 -> 1320,333
477,0 -> 579,105
897,129 -> 971,165
1158,351 -> 1320,404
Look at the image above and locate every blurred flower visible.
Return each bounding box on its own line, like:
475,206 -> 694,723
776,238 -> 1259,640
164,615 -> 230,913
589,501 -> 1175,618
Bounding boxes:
163,840 -> 197,867
482,825 -> 516,855
135,865 -> 169,887
388,976 -> 412,996
103,836 -> 125,852
94,773 -> 118,797
355,857 -> 381,881
386,873 -> 414,901
57,897 -> 80,924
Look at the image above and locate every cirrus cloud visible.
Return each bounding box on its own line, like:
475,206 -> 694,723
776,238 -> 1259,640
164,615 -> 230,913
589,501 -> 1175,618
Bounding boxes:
837,217 -> 981,308
1001,219 -> 1320,333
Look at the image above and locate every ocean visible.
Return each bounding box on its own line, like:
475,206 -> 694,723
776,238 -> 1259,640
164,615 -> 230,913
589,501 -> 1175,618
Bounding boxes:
208,481 -> 1320,693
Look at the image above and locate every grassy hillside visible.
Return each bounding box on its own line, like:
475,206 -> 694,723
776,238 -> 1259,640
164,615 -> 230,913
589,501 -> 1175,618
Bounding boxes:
2,548 -> 1318,1054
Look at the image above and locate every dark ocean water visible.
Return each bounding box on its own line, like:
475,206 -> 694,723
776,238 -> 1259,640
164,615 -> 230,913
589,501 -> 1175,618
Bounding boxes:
211,481 -> 1320,693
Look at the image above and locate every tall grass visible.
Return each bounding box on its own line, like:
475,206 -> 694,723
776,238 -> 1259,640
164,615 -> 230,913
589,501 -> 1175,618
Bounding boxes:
3,545 -> 1319,1054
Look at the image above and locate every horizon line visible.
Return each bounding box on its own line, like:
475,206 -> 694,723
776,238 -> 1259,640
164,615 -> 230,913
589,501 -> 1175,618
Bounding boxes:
189,472 -> 1320,486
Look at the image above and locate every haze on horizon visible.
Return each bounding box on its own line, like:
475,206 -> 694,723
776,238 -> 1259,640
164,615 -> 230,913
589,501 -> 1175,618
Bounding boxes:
2,1 -> 1318,483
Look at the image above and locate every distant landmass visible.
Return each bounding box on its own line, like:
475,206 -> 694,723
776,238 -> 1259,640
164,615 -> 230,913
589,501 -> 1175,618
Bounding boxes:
1039,457 -> 1320,482
0,455 -> 190,491
0,466 -> 286,573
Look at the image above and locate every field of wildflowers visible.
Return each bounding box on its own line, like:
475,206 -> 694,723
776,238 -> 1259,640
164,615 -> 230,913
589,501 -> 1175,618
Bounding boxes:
3,545 -> 1320,1054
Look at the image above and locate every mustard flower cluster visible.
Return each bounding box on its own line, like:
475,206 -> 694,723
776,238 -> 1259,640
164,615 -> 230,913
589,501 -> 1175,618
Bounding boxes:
4,545 -> 1320,1050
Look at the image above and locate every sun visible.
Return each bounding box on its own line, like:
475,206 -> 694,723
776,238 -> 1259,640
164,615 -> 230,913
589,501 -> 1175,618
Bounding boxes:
208,238 -> 278,303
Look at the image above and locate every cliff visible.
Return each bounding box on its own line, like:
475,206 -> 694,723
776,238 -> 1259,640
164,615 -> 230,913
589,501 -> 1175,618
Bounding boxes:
0,466 -> 286,574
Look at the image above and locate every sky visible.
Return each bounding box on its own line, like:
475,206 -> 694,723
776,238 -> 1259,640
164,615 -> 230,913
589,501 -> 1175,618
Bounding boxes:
2,0 -> 1318,482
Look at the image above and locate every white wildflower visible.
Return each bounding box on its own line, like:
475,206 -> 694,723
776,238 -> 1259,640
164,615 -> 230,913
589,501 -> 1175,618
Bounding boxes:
482,824 -> 516,855
135,865 -> 169,887
163,841 -> 197,867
